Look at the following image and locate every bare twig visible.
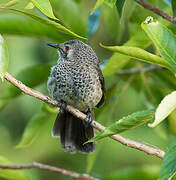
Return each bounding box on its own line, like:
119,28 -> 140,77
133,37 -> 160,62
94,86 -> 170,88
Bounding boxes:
117,65 -> 163,75
135,0 -> 176,24
4,72 -> 165,158
0,162 -> 98,180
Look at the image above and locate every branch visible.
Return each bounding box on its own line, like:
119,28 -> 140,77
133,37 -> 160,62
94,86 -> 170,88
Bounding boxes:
117,65 -> 163,75
135,0 -> 176,24
0,162 -> 98,180
4,72 -> 165,159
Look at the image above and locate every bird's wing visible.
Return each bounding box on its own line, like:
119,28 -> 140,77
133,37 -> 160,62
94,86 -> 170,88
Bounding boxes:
96,64 -> 105,108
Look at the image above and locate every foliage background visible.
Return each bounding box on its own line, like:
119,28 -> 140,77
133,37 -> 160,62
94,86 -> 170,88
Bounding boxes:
0,0 -> 176,179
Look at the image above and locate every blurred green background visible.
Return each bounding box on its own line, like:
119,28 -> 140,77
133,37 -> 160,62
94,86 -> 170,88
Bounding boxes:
0,0 -> 176,179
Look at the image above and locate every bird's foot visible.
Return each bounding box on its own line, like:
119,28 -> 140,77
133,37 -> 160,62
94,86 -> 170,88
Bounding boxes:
60,100 -> 67,113
84,109 -> 93,127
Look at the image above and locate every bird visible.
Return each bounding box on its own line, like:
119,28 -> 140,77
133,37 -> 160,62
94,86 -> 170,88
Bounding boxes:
47,40 -> 105,153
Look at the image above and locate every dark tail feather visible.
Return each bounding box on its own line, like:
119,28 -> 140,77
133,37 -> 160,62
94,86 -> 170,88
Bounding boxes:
52,109 -> 96,153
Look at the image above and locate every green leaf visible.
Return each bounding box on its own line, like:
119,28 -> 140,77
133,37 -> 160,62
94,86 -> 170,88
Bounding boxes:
168,109 -> 176,135
149,91 -> 176,128
86,149 -> 99,173
159,141 -> 176,180
100,44 -> 172,72
155,70 -> 176,91
91,0 -> 104,14
87,109 -> 155,143
118,0 -> 136,43
2,0 -> 29,9
116,0 -> 125,17
16,113 -> 49,148
171,0 -> 176,17
141,16 -> 176,73
0,12 -> 69,42
0,8 -> 86,40
0,99 -> 8,109
30,0 -> 57,20
41,103 -> 58,114
103,165 -> 160,180
104,0 -> 117,7
102,31 -> 151,76
24,2 -> 34,9
86,143 -> 102,173
0,34 -> 8,81
0,64 -> 50,110
73,0 -> 80,3
4,0 -> 19,7
102,4 -> 119,41
2,64 -> 50,99
50,0 -> 87,37
0,156 -> 28,180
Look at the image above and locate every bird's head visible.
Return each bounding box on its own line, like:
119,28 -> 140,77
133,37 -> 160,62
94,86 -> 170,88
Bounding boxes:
47,40 -> 97,63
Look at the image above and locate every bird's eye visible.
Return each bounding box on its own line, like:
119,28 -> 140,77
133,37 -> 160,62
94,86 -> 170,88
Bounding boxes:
65,46 -> 70,51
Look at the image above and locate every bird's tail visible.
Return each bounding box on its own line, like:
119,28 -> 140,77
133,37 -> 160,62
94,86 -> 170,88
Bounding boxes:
52,109 -> 96,153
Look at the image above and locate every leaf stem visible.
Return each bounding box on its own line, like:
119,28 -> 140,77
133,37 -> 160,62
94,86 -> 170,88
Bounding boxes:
117,65 -> 163,75
134,0 -> 176,24
4,72 -> 165,159
0,162 -> 98,180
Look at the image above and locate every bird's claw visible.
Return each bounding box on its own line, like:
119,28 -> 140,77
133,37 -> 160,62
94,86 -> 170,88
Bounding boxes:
87,113 -> 93,124
60,100 -> 67,113
84,110 -> 93,127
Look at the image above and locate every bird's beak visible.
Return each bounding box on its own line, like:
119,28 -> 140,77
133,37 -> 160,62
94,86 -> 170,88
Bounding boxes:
47,43 -> 66,57
47,43 -> 60,49
47,43 -> 64,53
